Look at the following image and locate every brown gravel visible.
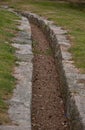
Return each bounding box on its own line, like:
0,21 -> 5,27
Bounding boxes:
31,24 -> 69,130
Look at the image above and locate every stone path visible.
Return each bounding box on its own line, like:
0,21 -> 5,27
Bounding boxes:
0,16 -> 33,130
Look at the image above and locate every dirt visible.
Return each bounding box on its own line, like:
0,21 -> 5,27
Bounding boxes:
31,24 -> 69,130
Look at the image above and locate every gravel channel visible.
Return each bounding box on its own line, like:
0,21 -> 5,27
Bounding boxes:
31,24 -> 69,130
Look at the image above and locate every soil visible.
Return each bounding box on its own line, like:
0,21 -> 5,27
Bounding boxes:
31,24 -> 69,130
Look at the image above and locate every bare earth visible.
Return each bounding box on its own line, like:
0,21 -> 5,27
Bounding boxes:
31,24 -> 69,130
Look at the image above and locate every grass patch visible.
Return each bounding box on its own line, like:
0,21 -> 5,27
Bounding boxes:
0,8 -> 20,124
4,0 -> 85,72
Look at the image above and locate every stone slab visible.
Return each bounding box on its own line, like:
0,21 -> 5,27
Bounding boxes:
0,10 -> 33,130
8,16 -> 33,127
0,126 -> 31,130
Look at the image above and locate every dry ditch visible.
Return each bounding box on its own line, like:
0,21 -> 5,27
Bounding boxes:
31,24 -> 69,130
0,8 -> 85,130
21,12 -> 85,130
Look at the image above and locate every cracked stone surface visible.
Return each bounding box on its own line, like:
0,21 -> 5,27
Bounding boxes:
0,15 -> 33,130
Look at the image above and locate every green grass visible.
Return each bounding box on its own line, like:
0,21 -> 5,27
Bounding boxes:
0,8 -> 20,124
4,0 -> 85,72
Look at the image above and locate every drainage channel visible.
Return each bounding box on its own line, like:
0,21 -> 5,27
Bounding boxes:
1,7 -> 85,130
31,24 -> 69,130
0,8 -> 69,130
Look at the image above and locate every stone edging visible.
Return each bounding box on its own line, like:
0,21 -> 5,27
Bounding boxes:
8,16 -> 33,129
0,9 -> 33,130
20,12 -> 85,130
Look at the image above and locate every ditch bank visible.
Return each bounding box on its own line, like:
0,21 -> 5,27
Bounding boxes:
20,12 -> 85,130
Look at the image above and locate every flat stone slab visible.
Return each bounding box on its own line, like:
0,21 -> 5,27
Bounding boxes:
8,16 -> 33,128
0,126 -> 31,130
0,11 -> 33,130
12,44 -> 33,55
